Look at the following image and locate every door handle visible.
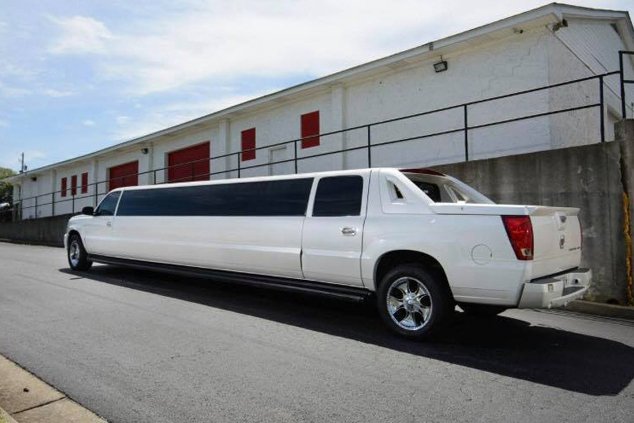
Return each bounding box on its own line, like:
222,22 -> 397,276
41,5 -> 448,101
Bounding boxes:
106,221 -> 112,227
341,227 -> 357,236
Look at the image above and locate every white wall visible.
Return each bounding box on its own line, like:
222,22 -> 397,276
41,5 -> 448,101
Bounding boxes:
548,19 -> 634,146
345,27 -> 551,169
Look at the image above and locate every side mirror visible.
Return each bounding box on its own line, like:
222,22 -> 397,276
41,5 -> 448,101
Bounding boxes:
81,206 -> 94,216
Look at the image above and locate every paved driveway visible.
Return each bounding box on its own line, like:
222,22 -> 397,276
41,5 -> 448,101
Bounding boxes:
0,242 -> 632,422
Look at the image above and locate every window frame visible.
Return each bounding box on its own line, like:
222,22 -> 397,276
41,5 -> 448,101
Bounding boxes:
60,177 -> 67,198
71,175 -> 77,196
94,191 -> 121,217
301,111 -> 320,149
311,175 -> 364,217
241,128 -> 256,161
81,172 -> 89,194
116,178 -> 314,217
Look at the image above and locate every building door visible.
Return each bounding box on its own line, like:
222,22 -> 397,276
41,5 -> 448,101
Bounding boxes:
108,161 -> 139,191
167,142 -> 210,183
268,145 -> 291,176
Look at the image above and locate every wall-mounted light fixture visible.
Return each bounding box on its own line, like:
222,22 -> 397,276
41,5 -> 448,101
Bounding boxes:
141,147 -> 149,155
433,58 -> 448,73
30,176 -> 37,182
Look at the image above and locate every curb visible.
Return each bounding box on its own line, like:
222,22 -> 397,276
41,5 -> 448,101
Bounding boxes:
0,407 -> 17,423
0,354 -> 106,422
565,300 -> 634,320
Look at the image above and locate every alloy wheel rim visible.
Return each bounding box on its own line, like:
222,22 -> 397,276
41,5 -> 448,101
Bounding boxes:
386,276 -> 433,331
69,241 -> 80,267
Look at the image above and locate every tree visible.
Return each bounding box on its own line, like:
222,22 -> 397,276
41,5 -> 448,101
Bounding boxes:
0,167 -> 16,203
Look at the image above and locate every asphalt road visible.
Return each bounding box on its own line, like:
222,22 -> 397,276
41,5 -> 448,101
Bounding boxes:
0,242 -> 633,423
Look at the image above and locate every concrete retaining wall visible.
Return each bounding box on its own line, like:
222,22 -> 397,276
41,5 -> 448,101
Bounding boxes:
0,214 -> 70,247
437,139 -> 630,304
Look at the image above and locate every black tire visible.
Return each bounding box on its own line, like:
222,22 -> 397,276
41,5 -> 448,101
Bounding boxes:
67,233 -> 92,271
377,264 -> 452,339
459,303 -> 507,317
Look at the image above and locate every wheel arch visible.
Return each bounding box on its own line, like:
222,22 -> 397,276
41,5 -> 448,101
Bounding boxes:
67,229 -> 81,242
374,250 -> 454,301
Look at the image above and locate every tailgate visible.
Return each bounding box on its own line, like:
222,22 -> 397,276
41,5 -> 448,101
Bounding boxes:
530,206 -> 582,278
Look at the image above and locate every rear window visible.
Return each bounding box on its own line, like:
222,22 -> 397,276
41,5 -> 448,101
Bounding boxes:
404,173 -> 492,204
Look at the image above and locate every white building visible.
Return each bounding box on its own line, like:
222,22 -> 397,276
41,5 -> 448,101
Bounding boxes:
8,3 -> 634,219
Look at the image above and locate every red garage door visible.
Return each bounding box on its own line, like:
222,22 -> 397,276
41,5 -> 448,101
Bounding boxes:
109,161 -> 139,191
167,141 -> 210,183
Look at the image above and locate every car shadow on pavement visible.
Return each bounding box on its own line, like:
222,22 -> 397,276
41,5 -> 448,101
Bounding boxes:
60,265 -> 634,397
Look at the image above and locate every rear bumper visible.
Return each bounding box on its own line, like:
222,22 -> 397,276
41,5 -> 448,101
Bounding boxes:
518,268 -> 591,308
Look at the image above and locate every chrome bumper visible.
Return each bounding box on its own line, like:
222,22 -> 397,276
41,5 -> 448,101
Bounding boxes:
518,268 -> 591,308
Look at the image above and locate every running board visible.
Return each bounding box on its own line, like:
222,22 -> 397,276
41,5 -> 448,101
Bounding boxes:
88,254 -> 372,303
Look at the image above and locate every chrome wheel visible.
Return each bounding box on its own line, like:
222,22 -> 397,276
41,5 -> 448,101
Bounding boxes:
69,240 -> 81,268
386,276 -> 432,331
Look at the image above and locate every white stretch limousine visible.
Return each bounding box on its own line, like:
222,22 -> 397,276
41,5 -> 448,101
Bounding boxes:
65,168 -> 591,338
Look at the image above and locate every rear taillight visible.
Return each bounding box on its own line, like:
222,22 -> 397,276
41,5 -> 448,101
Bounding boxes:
502,216 -> 533,260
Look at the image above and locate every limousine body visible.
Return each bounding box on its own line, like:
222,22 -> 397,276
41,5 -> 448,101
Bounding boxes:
65,168 -> 591,338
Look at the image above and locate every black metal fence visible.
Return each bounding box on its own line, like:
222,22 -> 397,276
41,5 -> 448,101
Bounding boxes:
10,51 -> 634,219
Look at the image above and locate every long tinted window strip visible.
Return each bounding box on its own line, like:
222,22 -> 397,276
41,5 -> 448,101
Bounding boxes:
116,179 -> 313,216
313,176 -> 363,217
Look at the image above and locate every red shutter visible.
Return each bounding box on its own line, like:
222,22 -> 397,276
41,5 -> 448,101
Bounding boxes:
241,128 -> 256,161
167,141 -> 210,183
61,177 -> 67,198
81,172 -> 88,194
301,111 -> 320,149
109,161 -> 139,190
71,175 -> 77,196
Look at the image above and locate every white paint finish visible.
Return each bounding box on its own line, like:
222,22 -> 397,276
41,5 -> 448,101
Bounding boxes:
67,168 -> 589,310
111,216 -> 306,279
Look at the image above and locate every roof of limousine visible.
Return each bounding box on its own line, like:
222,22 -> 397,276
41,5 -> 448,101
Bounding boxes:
110,167 -> 447,192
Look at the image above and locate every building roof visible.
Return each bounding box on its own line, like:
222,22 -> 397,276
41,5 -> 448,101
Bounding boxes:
6,2 -> 634,183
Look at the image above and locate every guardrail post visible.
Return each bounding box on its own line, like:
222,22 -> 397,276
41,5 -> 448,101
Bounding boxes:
463,104 -> 469,161
237,152 -> 241,178
51,192 -> 55,216
34,196 -> 38,218
599,75 -> 605,142
620,51 -> 626,119
294,140 -> 298,174
72,194 -> 75,214
367,126 -> 372,167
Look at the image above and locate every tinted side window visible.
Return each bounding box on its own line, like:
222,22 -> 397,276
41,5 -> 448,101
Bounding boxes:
95,191 -> 121,216
313,176 -> 363,217
116,179 -> 313,216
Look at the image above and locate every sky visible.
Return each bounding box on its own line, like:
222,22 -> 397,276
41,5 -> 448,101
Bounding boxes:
0,0 -> 632,172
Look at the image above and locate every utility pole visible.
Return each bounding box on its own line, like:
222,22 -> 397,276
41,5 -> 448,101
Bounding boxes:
19,152 -> 27,173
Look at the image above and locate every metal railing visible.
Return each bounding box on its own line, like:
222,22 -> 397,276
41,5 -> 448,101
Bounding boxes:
11,51 -> 634,219
620,50 -> 634,119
